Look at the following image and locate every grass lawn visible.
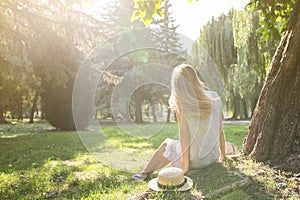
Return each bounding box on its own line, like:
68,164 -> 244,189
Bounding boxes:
0,121 -> 298,199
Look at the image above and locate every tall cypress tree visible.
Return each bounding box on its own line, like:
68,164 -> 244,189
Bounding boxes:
152,0 -> 182,53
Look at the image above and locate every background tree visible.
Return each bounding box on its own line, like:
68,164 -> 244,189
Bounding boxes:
0,0 -> 111,129
147,0 -> 183,123
192,9 -> 278,119
0,57 -> 38,123
95,0 -> 147,122
151,0 -> 182,53
95,0 -> 184,123
0,59 -> 15,123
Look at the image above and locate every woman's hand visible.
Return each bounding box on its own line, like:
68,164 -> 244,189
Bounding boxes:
219,155 -> 227,162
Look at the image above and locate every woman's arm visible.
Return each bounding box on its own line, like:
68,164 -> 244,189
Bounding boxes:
219,115 -> 227,161
178,112 -> 190,173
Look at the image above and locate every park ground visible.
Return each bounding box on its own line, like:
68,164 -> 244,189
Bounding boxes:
0,120 -> 299,199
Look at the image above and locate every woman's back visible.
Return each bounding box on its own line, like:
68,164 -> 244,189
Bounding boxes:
184,91 -> 222,168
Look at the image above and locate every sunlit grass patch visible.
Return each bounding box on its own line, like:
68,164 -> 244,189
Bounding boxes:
0,152 -> 145,199
1,122 -> 298,199
101,122 -> 179,148
223,124 -> 248,149
0,122 -> 246,200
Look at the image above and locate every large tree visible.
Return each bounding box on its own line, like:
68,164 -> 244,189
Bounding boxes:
133,0 -> 299,169
242,0 -> 299,169
0,0 -> 111,129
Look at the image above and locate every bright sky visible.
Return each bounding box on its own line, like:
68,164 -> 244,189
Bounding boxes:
171,0 -> 250,40
89,0 -> 249,40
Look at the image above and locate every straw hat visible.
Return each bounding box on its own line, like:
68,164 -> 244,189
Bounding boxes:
148,167 -> 193,191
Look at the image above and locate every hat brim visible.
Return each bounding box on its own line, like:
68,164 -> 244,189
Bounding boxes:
148,176 -> 193,192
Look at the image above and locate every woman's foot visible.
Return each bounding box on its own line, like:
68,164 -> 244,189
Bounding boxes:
132,171 -> 152,181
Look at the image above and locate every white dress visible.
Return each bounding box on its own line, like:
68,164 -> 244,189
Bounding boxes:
163,91 -> 222,169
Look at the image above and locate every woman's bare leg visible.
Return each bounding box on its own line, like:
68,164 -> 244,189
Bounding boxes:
140,142 -> 170,174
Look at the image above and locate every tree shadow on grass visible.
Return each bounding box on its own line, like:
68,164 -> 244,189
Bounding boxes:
187,160 -> 277,200
0,130 -> 87,173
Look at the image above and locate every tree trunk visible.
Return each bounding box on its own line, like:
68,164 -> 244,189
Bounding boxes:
149,99 -> 158,122
166,108 -> 171,123
151,106 -> 157,122
232,94 -> 240,119
29,91 -> 39,124
242,2 -> 300,169
134,91 -> 144,124
242,98 -> 248,119
42,78 -> 88,130
135,100 -> 143,123
0,107 -> 8,124
17,94 -> 23,121
250,97 -> 258,117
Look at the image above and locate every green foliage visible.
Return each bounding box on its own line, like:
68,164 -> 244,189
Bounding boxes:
248,0 -> 295,41
0,58 -> 40,122
233,9 -> 253,49
132,0 -> 164,26
132,0 -> 202,25
132,0 -> 296,41
193,8 -> 279,119
103,0 -> 143,31
152,0 -> 183,53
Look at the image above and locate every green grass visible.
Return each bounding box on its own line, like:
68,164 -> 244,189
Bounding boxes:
224,124 -> 249,150
0,121 -> 298,199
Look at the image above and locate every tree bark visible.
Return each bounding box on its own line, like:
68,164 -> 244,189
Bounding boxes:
42,80 -> 74,130
232,94 -> 240,119
242,1 -> 300,167
250,97 -> 258,117
166,108 -> 171,123
29,91 -> 39,124
134,90 -> 144,124
149,99 -> 158,122
242,98 -> 248,119
135,98 -> 143,124
17,93 -> 23,121
41,77 -> 91,130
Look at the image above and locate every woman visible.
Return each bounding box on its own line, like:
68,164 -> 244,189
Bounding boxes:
132,64 -> 233,180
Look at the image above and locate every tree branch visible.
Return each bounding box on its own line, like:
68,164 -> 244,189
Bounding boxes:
205,177 -> 252,198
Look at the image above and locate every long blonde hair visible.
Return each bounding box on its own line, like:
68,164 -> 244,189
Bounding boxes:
169,64 -> 212,118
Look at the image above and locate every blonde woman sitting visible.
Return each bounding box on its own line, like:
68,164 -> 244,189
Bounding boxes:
133,64 -> 237,180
